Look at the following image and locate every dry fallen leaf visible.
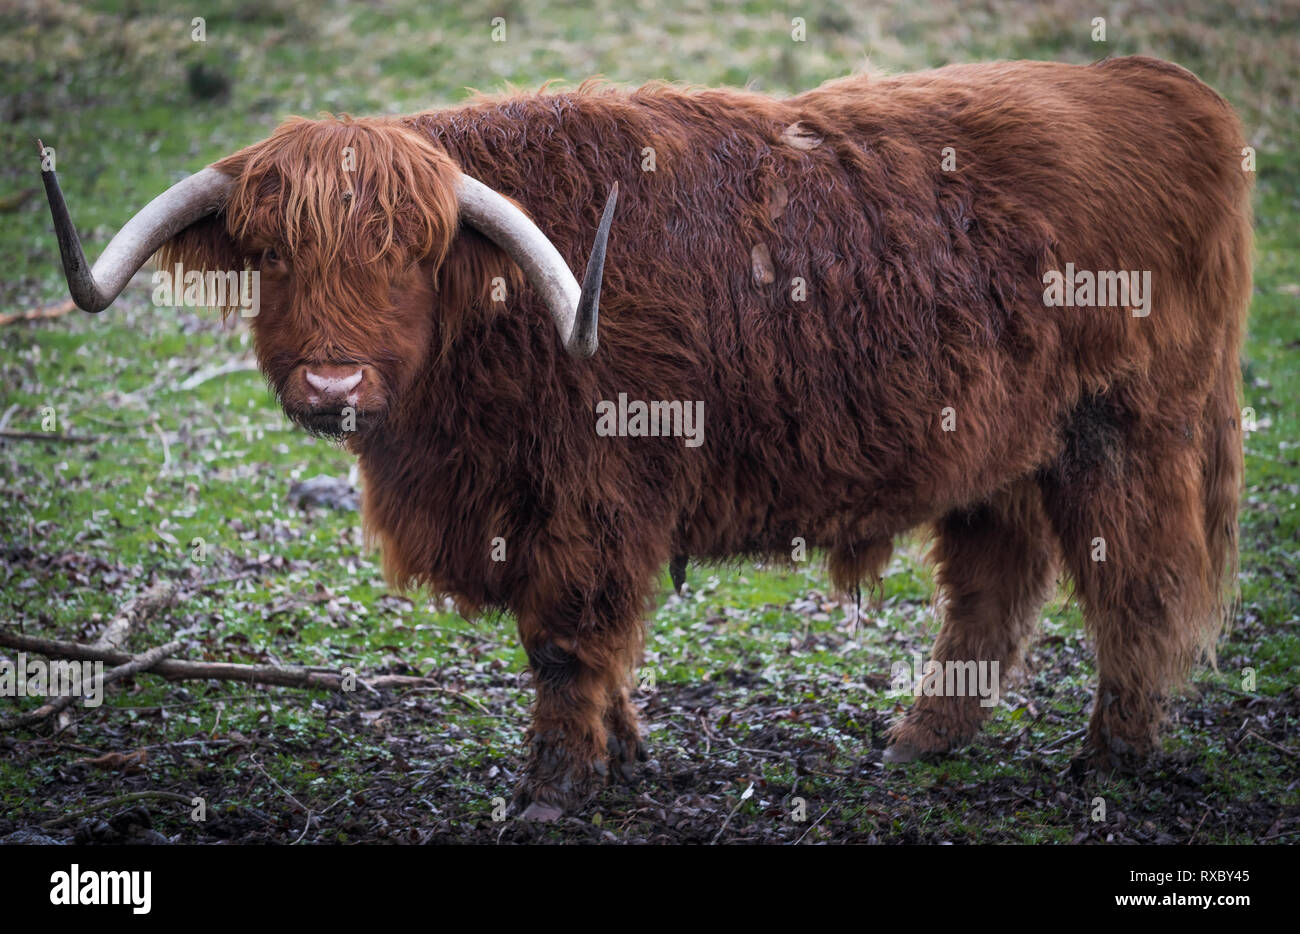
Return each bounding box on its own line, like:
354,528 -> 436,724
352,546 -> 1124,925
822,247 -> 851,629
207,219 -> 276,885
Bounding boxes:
77,749 -> 148,772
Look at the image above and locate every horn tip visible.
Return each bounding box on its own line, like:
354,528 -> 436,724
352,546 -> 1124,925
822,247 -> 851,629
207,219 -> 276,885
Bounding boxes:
570,337 -> 598,359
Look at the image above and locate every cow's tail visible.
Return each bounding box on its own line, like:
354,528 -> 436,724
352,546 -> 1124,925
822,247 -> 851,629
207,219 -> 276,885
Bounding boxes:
1199,190 -> 1252,656
1201,353 -> 1244,655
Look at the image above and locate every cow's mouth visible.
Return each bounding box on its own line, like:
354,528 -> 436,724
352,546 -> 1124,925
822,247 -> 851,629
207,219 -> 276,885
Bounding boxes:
287,405 -> 384,439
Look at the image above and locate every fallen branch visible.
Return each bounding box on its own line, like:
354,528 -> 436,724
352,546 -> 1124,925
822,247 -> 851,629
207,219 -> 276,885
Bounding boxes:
94,580 -> 179,652
177,359 -> 259,391
0,299 -> 77,327
0,583 -> 179,729
0,630 -> 445,693
0,640 -> 183,730
41,790 -> 195,830
0,429 -> 102,444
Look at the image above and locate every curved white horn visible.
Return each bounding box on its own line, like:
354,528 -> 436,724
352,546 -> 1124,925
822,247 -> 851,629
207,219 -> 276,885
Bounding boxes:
455,175 -> 617,358
39,141 -> 232,313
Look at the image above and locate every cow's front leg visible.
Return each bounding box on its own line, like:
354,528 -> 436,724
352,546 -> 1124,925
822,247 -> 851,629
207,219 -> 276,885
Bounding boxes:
513,619 -> 644,820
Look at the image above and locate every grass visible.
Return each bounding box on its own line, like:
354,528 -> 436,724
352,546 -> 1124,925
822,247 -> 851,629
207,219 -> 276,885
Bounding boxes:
0,0 -> 1297,843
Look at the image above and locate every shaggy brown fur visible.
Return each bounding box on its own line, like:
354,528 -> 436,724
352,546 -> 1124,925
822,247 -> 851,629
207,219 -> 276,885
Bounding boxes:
156,57 -> 1252,812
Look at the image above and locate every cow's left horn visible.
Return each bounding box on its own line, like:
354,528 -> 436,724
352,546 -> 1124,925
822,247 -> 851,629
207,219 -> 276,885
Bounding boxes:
38,141 -> 233,313
455,175 -> 617,358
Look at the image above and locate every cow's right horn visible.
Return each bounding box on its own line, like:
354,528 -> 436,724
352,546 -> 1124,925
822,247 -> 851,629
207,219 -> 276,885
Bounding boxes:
38,141 -> 233,313
455,175 -> 618,358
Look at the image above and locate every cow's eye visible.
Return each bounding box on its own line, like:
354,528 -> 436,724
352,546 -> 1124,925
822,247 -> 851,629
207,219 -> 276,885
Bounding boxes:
261,247 -> 289,274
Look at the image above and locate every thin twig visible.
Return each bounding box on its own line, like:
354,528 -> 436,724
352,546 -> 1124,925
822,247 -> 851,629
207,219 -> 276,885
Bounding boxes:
138,738 -> 238,750
176,359 -> 259,391
41,790 -> 195,829
0,299 -> 76,327
1037,727 -> 1087,752
793,807 -> 834,845
1245,730 -> 1298,758
292,811 -> 314,845
318,793 -> 354,816
396,685 -> 493,715
710,783 -> 754,844
726,743 -> 788,759
249,754 -> 314,845
151,418 -> 171,474
0,429 -> 102,443
1188,807 -> 1212,844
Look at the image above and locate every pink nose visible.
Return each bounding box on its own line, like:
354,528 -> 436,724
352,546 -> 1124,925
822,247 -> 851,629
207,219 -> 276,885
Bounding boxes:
303,367 -> 363,406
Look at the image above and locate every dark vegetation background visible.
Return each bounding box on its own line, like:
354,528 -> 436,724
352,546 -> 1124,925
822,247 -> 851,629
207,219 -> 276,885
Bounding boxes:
0,0 -> 1296,843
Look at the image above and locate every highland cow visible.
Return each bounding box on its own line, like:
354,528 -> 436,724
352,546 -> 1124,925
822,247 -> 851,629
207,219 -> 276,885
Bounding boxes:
41,57 -> 1253,818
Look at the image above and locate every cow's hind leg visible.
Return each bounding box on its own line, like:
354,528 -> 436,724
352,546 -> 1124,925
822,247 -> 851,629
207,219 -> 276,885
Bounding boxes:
885,481 -> 1056,762
1038,401 -> 1216,769
513,594 -> 645,819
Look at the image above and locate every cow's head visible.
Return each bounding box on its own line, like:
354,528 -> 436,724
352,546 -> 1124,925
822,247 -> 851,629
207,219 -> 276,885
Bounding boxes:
39,117 -> 616,438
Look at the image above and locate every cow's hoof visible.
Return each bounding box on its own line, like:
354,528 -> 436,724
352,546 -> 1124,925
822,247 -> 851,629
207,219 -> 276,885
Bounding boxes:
606,732 -> 648,783
885,707 -> 978,763
518,801 -> 566,822
514,729 -> 602,816
882,743 -> 920,764
1081,733 -> 1148,775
